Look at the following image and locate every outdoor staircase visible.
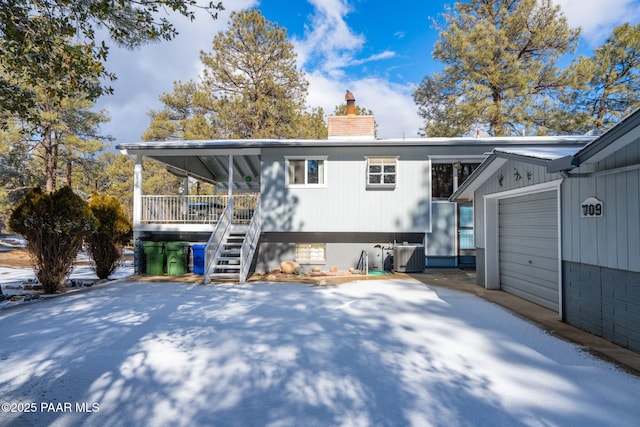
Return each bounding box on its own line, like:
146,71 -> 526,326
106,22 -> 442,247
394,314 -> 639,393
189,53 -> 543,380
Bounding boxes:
203,198 -> 261,284
207,225 -> 247,281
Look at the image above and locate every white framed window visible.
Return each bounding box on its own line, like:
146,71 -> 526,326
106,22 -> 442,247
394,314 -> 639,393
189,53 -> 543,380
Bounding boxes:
286,156 -> 327,187
366,157 -> 397,188
296,243 -> 326,264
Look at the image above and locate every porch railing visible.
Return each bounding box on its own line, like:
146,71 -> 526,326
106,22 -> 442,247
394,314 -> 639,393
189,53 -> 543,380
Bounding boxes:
140,194 -> 259,224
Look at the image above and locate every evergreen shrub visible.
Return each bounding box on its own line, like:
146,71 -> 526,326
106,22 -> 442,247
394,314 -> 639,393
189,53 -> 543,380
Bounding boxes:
9,187 -> 95,293
86,194 -> 132,279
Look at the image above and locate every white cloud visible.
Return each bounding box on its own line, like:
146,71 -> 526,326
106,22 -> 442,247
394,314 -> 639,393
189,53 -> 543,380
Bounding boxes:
307,72 -> 423,139
96,0 -> 258,143
292,0 -> 367,77
553,0 -> 640,45
98,0 -> 422,143
294,1 -> 420,138
349,50 -> 397,66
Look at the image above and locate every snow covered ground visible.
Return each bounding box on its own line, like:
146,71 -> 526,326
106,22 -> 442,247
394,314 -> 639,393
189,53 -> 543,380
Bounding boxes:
0,260 -> 134,307
1,277 -> 639,426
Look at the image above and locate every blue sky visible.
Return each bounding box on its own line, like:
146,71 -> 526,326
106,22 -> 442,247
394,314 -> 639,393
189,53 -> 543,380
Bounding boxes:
96,0 -> 640,144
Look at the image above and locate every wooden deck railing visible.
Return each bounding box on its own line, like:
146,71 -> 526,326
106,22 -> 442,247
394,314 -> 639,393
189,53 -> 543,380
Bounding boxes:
140,194 -> 259,224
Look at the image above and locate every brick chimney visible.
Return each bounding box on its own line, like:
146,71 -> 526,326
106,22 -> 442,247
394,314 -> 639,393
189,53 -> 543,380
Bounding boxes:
327,90 -> 376,140
345,90 -> 356,115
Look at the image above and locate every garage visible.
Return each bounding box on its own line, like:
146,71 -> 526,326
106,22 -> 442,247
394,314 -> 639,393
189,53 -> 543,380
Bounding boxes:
498,190 -> 560,311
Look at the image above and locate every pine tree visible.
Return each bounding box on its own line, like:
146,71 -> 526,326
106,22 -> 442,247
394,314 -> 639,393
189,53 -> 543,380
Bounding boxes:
199,9 -> 325,139
414,0 -> 579,137
566,23 -> 640,132
0,0 -> 223,122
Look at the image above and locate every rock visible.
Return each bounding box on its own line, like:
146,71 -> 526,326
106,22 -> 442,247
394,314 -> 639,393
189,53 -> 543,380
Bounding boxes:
280,261 -> 300,274
330,266 -> 338,273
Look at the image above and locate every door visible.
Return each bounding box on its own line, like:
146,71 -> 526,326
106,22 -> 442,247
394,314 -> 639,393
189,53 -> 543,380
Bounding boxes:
498,190 -> 559,311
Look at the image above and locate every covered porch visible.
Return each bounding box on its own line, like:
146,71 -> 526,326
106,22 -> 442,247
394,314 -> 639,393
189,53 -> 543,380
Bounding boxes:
118,141 -> 265,283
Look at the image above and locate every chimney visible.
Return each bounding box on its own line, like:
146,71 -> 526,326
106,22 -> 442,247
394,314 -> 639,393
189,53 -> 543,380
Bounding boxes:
345,90 -> 356,115
327,90 -> 376,140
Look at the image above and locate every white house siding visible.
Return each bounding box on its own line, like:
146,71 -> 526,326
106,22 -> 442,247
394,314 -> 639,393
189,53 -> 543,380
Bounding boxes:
260,146 -> 432,234
425,201 -> 457,267
561,136 -> 640,351
561,142 -> 640,273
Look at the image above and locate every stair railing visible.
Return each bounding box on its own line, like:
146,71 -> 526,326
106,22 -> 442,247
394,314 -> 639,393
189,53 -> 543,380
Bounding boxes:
204,197 -> 234,284
239,198 -> 261,283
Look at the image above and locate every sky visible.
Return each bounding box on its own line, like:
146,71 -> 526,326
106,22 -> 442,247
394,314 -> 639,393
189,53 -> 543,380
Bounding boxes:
2,275 -> 640,426
94,0 -> 640,144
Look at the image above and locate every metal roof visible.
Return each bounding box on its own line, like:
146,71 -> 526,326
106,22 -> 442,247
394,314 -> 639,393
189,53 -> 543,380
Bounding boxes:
450,109 -> 640,202
116,136 -> 594,191
116,135 -> 595,151
449,146 -> 586,202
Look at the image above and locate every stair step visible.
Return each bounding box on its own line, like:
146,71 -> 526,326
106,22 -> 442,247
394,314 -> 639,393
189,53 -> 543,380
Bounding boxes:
208,273 -> 240,279
204,225 -> 252,283
210,266 -> 240,276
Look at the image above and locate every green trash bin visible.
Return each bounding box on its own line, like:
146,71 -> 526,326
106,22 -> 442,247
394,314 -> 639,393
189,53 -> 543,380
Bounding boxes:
165,241 -> 189,276
143,242 -> 165,275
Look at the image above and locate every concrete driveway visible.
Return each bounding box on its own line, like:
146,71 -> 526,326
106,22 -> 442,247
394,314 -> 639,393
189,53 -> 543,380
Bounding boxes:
1,278 -> 639,427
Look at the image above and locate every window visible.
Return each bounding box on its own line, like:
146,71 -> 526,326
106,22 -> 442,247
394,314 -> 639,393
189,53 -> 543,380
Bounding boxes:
286,157 -> 326,187
458,205 -> 474,250
432,162 -> 480,198
367,157 -> 397,188
432,164 -> 453,198
296,243 -> 326,264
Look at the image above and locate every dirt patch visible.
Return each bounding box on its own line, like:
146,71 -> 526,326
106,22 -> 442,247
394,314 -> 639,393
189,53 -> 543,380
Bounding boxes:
0,249 -> 32,268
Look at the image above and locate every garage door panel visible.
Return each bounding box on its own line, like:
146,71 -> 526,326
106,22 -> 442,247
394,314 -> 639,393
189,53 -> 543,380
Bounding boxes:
499,190 -> 559,312
499,237 -> 557,253
501,277 -> 559,309
500,252 -> 558,272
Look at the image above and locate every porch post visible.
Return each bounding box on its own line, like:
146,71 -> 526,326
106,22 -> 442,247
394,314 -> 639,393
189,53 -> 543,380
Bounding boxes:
227,154 -> 234,217
133,154 -> 142,228
228,154 -> 233,198
183,175 -> 190,196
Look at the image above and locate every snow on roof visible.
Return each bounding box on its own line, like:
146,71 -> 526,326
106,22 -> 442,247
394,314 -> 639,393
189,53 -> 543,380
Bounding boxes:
494,146 -> 582,161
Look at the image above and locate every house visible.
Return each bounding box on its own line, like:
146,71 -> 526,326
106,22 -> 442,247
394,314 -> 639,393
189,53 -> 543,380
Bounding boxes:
451,108 -> 640,352
116,94 -> 593,283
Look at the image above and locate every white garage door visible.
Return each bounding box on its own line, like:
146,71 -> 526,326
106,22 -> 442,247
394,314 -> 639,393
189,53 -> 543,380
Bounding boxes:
499,190 -> 559,311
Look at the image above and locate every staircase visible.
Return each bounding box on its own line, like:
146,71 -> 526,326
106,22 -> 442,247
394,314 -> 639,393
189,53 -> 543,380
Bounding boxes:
207,225 -> 246,281
204,198 -> 261,284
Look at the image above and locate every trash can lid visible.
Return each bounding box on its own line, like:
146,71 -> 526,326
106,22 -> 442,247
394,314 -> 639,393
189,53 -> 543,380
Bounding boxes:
165,241 -> 188,250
